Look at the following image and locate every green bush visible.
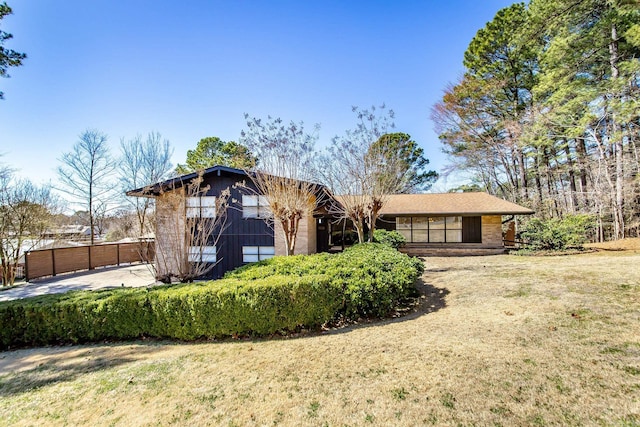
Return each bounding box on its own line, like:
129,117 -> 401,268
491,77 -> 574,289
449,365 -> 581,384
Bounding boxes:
0,244 -> 423,349
372,229 -> 407,249
228,243 -> 423,318
520,214 -> 596,251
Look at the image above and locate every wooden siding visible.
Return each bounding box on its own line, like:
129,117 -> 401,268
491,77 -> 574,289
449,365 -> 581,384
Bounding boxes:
154,169 -> 274,279
202,172 -> 274,279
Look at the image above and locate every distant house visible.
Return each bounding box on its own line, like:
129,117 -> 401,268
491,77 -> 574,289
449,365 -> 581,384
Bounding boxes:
127,166 -> 534,279
42,225 -> 93,241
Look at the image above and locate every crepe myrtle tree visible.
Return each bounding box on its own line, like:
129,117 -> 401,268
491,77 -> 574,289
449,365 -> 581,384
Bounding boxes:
239,114 -> 322,256
319,105 -> 408,243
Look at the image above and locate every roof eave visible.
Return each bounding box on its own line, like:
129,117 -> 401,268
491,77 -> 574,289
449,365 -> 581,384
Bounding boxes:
381,210 -> 535,216
125,165 -> 249,198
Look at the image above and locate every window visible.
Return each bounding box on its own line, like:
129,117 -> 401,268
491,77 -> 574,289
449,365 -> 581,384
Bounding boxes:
396,217 -> 412,242
242,195 -> 271,218
429,217 -> 445,243
242,246 -> 275,263
188,246 -> 217,263
412,217 -> 428,242
395,216 -> 463,243
186,196 -> 216,218
445,216 -> 463,243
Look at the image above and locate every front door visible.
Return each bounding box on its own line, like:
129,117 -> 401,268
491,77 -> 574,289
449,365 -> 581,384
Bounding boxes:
462,216 -> 482,243
316,218 -> 330,253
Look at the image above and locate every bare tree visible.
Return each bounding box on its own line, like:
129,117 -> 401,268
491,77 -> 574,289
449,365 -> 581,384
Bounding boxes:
0,174 -> 57,285
153,172 -> 230,283
119,132 -> 173,236
57,129 -> 116,244
320,105 -> 405,243
239,114 -> 322,255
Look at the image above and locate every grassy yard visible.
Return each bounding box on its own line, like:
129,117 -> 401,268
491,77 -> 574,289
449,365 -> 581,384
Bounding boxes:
0,251 -> 639,426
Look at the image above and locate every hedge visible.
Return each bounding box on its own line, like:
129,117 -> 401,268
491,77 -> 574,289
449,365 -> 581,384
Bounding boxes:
227,243 -> 423,318
0,244 -> 423,349
372,229 -> 407,249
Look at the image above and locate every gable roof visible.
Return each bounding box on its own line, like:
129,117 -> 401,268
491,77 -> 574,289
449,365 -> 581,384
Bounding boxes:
126,165 -> 250,197
125,165 -> 329,199
379,192 -> 534,216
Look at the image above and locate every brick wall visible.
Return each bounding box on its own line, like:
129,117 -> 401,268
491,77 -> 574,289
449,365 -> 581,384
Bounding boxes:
481,215 -> 503,248
274,214 -> 317,256
154,189 -> 186,278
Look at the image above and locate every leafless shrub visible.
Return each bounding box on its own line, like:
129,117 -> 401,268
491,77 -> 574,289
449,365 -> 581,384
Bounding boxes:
151,172 -> 229,283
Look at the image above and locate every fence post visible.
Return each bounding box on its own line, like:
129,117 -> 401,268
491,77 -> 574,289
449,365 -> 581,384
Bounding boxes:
51,248 -> 56,277
25,251 -> 30,282
117,243 -> 120,266
88,245 -> 92,270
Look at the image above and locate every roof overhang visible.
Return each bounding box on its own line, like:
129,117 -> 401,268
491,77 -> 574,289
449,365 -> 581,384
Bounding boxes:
126,165 -> 248,198
378,192 -> 534,216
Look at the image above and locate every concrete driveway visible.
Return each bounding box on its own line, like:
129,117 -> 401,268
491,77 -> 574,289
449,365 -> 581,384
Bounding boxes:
0,264 -> 156,302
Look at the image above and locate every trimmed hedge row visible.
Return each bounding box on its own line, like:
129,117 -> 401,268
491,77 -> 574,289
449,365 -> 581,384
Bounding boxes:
0,244 -> 423,349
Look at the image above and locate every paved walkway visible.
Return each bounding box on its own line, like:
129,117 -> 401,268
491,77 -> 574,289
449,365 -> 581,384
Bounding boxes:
0,264 -> 157,302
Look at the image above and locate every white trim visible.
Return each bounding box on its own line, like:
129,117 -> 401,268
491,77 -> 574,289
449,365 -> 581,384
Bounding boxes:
189,245 -> 217,263
186,196 -> 216,218
242,245 -> 275,262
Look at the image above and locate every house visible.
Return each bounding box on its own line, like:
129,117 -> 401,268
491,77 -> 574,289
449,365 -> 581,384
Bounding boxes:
126,165 -> 332,280
41,225 -> 94,242
127,166 -> 533,279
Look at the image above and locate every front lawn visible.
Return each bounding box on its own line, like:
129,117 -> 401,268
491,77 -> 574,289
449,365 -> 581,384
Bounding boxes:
0,251 -> 638,426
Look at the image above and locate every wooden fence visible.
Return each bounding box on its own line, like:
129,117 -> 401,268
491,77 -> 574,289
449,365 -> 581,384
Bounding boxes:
25,241 -> 155,282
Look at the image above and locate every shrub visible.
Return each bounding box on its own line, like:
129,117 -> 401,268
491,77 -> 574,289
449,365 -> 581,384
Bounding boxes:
520,214 -> 596,251
0,275 -> 342,349
372,229 -> 407,249
227,243 -> 423,318
0,244 -> 423,349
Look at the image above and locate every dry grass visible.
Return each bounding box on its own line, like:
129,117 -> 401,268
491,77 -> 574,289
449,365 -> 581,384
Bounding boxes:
585,237 -> 640,251
1,252 -> 639,426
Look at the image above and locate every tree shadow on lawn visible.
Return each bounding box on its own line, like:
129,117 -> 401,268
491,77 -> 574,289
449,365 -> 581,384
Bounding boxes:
0,280 -> 450,380
0,343 -> 164,397
320,277 -> 450,336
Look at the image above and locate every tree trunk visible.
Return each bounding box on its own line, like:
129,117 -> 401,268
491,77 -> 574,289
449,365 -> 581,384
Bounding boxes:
574,138 -> 589,209
563,142 -> 578,212
534,148 -> 544,210
355,219 -> 365,244
517,147 -> 528,201
610,23 -> 624,239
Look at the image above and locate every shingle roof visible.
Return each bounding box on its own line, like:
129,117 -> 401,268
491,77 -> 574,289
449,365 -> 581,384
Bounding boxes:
379,192 -> 534,216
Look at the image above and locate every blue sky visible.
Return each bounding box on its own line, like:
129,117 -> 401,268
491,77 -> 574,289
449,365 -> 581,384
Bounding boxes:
1,0 -> 513,190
